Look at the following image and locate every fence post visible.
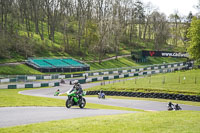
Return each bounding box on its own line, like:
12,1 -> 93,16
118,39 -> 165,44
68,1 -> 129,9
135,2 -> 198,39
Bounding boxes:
178,75 -> 180,84
195,76 -> 197,84
162,76 -> 165,84
149,75 -> 151,84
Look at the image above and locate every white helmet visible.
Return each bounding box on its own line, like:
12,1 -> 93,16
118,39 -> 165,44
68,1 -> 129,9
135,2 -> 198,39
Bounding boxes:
73,80 -> 79,84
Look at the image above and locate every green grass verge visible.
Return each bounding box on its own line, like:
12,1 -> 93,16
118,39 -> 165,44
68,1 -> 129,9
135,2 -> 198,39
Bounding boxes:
85,69 -> 200,96
0,111 -> 200,133
0,64 -> 42,75
0,88 -> 142,112
0,88 -> 64,107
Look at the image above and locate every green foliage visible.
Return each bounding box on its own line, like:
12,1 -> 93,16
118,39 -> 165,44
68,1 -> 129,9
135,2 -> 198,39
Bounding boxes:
1,111 -> 200,133
187,17 -> 200,60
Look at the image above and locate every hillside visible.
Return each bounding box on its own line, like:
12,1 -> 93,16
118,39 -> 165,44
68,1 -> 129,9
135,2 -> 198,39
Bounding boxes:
0,0 -> 190,65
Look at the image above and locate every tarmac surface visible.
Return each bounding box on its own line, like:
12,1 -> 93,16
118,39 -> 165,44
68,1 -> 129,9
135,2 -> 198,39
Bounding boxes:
1,82 -> 200,128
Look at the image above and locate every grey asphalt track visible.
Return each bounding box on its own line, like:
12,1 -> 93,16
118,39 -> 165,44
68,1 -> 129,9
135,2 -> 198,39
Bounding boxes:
0,107 -> 135,128
20,83 -> 200,112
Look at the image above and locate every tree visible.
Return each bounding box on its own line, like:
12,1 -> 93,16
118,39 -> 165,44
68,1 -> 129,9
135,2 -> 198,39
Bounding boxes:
187,17 -> 200,60
150,11 -> 170,50
169,10 -> 181,46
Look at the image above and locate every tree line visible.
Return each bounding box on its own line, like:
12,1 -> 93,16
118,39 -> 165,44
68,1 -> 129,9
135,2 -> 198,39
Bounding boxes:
0,0 -> 198,63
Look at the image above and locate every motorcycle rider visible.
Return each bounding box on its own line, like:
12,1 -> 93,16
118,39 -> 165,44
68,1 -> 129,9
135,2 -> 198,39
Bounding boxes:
168,101 -> 174,110
98,90 -> 105,99
71,80 -> 83,102
174,104 -> 181,110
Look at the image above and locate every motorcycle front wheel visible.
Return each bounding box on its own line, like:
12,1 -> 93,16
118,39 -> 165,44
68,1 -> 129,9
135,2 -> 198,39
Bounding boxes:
79,98 -> 86,108
66,99 -> 72,108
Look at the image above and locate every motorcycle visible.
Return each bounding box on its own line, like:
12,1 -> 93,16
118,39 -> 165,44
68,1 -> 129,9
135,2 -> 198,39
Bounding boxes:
66,88 -> 86,108
174,104 -> 182,110
54,89 -> 60,96
167,104 -> 182,111
167,106 -> 174,111
98,92 -> 105,99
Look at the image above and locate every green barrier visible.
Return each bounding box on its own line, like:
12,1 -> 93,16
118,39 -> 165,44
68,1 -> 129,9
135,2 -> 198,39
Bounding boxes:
114,75 -> 119,79
118,70 -> 122,74
73,73 -> 83,77
99,72 -> 103,75
109,71 -> 113,74
143,72 -> 147,75
127,70 -> 131,72
8,85 -> 17,89
92,78 -> 97,82
151,71 -> 155,74
54,82 -> 60,86
10,78 -> 17,82
78,79 -> 86,84
52,75 -> 59,79
124,74 -> 129,78
134,73 -> 138,76
65,74 -> 71,78
41,83 -> 49,87
88,73 -> 93,76
103,77 -> 109,80
17,75 -> 27,80
36,75 -> 44,80
25,84 -> 33,88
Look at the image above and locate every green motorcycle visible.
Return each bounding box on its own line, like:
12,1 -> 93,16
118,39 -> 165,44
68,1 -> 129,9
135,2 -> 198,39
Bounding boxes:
66,89 -> 86,108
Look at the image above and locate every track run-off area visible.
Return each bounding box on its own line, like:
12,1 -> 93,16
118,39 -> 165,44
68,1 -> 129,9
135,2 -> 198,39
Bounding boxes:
1,82 -> 200,128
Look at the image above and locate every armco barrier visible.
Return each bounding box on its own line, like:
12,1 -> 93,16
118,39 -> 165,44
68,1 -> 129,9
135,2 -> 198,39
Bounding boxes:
86,91 -> 200,102
5,82 -> 60,89
0,61 -> 193,84
76,64 -> 188,84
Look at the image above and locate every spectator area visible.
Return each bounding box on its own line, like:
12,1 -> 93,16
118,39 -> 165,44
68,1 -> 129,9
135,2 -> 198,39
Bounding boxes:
26,58 -> 90,73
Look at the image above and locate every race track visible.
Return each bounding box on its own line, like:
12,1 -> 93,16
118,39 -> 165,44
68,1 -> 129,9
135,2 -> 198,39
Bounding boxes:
1,82 -> 200,128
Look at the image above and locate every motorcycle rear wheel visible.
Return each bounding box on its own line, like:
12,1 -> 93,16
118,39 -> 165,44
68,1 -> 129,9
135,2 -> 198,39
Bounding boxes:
79,98 -> 86,108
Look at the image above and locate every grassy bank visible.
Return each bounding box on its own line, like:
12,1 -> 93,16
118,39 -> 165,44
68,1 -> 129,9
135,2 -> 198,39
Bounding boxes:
1,111 -> 200,133
85,69 -> 200,95
0,64 -> 42,75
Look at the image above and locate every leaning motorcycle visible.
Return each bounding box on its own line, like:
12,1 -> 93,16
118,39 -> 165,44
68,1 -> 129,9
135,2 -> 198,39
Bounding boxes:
98,92 -> 105,99
66,88 -> 86,108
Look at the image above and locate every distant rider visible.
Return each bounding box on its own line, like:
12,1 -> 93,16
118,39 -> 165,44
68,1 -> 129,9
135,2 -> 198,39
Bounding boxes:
168,102 -> 174,110
174,104 -> 181,110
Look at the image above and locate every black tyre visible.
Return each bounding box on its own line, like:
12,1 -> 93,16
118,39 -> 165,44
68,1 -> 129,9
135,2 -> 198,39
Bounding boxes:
79,98 -> 86,108
66,99 -> 72,108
